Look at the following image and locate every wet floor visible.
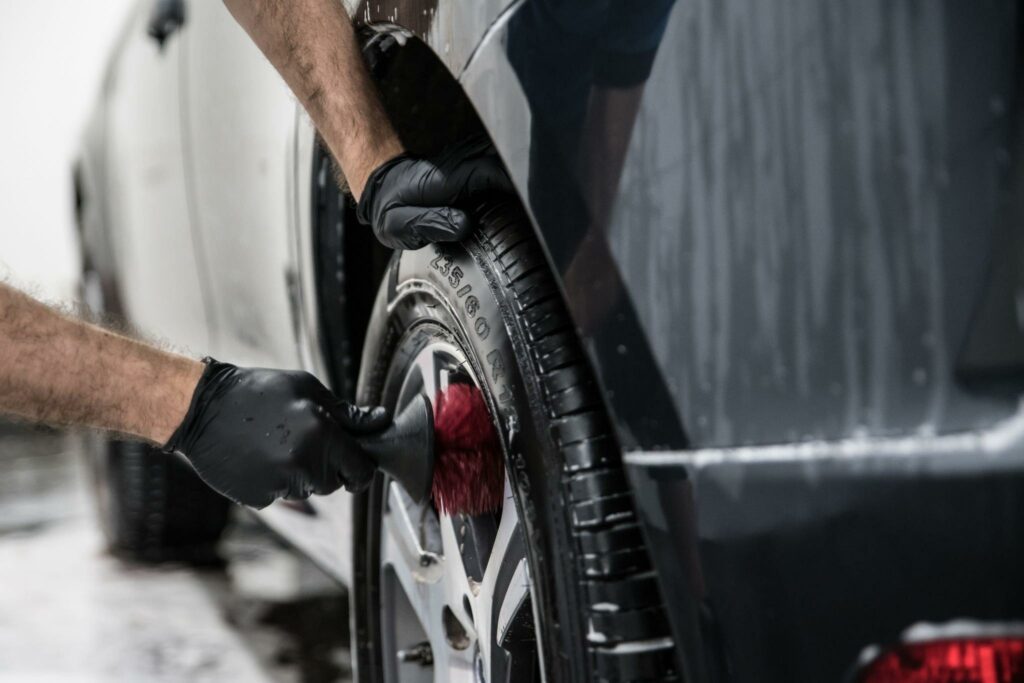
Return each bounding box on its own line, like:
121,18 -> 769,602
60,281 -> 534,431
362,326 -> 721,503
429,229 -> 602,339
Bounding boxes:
0,423 -> 352,682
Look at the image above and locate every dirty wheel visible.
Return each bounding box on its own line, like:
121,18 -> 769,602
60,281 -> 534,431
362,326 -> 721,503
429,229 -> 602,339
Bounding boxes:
352,199 -> 677,682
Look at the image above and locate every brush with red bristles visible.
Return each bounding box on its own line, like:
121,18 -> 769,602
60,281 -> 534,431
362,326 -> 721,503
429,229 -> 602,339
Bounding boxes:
431,383 -> 505,516
358,384 -> 505,516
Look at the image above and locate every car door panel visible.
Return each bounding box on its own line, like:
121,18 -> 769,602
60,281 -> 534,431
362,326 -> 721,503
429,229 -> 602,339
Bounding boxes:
104,4 -> 210,352
180,0 -> 301,369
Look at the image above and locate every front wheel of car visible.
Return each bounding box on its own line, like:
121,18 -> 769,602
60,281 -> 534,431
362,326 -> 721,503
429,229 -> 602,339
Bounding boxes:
351,199 -> 678,682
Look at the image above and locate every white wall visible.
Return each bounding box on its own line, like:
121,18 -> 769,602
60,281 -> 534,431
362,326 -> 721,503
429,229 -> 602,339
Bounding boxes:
0,0 -> 134,300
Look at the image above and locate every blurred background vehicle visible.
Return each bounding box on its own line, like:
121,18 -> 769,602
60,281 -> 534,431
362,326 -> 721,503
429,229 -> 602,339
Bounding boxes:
0,3 -> 349,681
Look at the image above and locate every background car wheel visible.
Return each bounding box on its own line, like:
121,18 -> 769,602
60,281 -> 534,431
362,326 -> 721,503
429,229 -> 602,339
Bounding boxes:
86,436 -> 231,564
312,140 -> 392,402
80,269 -> 229,564
352,199 -> 678,682
78,265 -> 231,565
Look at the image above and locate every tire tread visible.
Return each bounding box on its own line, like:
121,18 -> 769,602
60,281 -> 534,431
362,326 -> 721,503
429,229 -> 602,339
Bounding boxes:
99,440 -> 230,564
474,201 -> 677,682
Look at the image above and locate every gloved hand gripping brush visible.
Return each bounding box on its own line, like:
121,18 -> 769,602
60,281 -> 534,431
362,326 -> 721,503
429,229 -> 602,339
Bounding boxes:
166,358 -> 504,515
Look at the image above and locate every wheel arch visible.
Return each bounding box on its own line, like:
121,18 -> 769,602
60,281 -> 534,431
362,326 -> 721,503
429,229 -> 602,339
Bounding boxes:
312,17 -> 556,399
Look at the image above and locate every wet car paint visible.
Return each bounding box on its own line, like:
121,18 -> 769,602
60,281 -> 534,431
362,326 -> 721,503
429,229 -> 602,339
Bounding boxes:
352,0 -> 689,449
357,0 -> 1024,446
626,415 -> 1024,682
352,0 -> 1024,680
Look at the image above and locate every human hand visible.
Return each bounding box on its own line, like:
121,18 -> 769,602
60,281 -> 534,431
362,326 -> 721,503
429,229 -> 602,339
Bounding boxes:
356,137 -> 514,250
164,359 -> 389,508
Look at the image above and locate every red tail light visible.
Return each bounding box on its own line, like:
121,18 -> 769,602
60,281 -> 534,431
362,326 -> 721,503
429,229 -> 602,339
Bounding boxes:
859,639 -> 1024,683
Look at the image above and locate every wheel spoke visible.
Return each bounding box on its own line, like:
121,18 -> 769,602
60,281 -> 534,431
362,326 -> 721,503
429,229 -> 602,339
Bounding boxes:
439,514 -> 479,639
430,644 -> 476,683
496,558 -> 530,646
381,483 -> 443,641
483,480 -> 520,599
473,480 -> 534,679
408,347 -> 451,405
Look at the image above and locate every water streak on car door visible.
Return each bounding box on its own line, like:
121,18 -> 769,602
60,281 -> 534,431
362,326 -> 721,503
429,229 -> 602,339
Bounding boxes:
104,4 -> 212,352
179,1 -> 302,369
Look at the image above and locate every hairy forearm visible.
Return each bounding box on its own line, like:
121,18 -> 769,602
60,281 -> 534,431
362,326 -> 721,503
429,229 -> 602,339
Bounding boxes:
0,284 -> 202,444
224,0 -> 403,198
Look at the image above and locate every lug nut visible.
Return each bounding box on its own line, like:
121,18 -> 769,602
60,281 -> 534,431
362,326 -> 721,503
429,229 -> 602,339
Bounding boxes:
398,641 -> 434,666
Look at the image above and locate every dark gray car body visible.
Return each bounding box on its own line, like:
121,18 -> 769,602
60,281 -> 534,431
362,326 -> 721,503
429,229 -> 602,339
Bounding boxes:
373,0 -> 1024,680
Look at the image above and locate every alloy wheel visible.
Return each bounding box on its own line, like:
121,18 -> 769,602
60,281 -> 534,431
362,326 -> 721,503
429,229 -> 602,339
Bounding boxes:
376,338 -> 540,683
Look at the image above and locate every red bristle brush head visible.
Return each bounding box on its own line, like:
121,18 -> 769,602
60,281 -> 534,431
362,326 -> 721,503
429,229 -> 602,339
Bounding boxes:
431,383 -> 504,516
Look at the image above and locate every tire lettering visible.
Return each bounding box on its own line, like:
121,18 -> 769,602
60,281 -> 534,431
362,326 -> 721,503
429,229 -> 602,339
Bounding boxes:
487,349 -> 505,382
448,267 -> 463,289
427,252 -> 495,350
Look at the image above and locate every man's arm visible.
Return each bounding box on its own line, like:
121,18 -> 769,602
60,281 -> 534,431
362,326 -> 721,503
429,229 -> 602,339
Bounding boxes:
224,0 -> 513,250
0,282 -> 201,443
223,0 -> 402,199
0,282 -> 385,507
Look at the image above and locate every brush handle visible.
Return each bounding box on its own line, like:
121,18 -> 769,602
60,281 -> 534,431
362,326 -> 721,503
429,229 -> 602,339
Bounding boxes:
358,394 -> 435,503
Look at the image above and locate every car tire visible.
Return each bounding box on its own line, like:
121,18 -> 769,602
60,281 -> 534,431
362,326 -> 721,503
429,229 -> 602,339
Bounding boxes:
87,436 -> 231,564
312,140 -> 391,401
352,198 -> 678,682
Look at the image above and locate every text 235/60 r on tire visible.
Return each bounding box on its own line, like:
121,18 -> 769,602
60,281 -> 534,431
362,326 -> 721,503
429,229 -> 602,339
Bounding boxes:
352,199 -> 677,682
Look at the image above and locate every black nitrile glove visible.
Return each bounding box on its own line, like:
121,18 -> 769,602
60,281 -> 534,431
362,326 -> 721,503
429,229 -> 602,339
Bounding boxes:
356,137 -> 514,250
164,359 -> 389,509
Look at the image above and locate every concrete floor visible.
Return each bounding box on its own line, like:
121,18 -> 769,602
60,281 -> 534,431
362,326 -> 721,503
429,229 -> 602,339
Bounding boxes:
0,424 -> 352,683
